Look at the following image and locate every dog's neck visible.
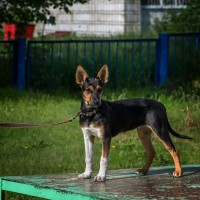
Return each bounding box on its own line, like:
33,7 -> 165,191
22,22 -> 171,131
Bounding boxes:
80,100 -> 103,117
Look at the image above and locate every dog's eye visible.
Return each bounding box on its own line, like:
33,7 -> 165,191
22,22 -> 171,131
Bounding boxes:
86,89 -> 93,93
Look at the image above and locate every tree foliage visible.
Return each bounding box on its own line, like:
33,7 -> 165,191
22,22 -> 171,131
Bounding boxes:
154,0 -> 200,33
0,0 -> 90,25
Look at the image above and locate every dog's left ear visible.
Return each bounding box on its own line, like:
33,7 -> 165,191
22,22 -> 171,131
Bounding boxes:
97,65 -> 109,84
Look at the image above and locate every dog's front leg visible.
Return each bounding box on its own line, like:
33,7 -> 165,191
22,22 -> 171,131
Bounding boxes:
78,131 -> 95,179
94,137 -> 111,182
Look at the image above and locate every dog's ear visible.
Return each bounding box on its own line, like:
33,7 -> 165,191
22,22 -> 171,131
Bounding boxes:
76,65 -> 89,87
97,65 -> 109,84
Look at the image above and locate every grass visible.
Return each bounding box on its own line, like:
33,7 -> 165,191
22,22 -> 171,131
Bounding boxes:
0,86 -> 199,179
0,86 -> 199,199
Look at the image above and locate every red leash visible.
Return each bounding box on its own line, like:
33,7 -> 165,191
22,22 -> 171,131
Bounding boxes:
0,112 -> 81,128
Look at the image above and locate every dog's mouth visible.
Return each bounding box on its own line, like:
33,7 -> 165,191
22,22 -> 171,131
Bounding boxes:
85,100 -> 101,108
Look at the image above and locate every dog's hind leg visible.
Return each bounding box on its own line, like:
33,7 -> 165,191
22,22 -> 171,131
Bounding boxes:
136,125 -> 155,175
159,137 -> 182,177
164,144 -> 182,177
151,124 -> 182,177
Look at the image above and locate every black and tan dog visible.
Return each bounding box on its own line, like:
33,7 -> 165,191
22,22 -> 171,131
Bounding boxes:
76,65 -> 192,182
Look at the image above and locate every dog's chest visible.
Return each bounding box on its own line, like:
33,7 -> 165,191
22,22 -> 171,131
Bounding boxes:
81,124 -> 102,138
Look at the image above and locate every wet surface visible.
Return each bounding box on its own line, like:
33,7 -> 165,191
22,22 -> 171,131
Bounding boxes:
1,165 -> 200,199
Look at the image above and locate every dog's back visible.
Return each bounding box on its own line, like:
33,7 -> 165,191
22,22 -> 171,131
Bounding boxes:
102,98 -> 166,136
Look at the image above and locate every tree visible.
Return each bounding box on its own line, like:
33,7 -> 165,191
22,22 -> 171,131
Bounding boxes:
171,0 -> 200,32
154,0 -> 200,33
0,0 -> 90,25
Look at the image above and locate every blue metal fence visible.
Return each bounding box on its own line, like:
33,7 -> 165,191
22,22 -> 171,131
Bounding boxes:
0,40 -> 17,87
0,33 -> 199,91
168,33 -> 200,82
26,39 -> 157,90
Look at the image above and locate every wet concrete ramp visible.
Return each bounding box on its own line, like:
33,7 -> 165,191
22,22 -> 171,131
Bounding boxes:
1,165 -> 200,199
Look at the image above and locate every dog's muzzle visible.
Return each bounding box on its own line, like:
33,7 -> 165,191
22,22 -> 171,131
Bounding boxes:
85,99 -> 101,108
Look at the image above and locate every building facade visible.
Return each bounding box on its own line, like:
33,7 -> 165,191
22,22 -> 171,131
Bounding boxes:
34,0 -> 189,37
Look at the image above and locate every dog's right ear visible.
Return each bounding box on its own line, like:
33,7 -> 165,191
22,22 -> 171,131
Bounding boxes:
76,65 -> 88,87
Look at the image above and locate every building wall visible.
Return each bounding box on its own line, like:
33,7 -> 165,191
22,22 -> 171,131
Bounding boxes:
34,0 -> 141,37
34,0 -> 187,37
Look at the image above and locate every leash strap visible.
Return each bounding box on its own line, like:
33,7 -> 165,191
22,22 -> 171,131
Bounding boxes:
0,112 -> 81,128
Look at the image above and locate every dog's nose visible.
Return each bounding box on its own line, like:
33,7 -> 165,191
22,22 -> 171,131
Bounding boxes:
92,93 -> 101,106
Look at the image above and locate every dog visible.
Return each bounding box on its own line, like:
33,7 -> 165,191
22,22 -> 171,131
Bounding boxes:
76,65 -> 192,182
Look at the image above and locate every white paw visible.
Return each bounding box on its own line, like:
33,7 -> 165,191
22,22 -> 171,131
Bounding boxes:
78,172 -> 92,179
135,168 -> 148,175
94,175 -> 106,182
173,170 -> 182,177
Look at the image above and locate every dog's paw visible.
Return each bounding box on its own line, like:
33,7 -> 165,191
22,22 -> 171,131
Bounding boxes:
78,172 -> 92,179
173,171 -> 182,177
94,175 -> 106,182
135,168 -> 148,175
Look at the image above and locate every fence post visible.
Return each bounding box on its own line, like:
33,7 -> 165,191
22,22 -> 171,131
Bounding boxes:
155,33 -> 169,85
17,38 -> 26,90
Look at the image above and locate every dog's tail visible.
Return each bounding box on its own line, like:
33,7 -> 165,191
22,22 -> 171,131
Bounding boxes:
167,121 -> 192,140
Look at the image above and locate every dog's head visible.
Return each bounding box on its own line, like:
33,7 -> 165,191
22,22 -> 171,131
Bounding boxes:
76,65 -> 109,108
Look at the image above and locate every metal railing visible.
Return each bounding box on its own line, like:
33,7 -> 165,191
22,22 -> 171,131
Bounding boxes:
168,33 -> 200,81
1,33 -> 199,90
0,40 -> 17,87
26,39 -> 157,90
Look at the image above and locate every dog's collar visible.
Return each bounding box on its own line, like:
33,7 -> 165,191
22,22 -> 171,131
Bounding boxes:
80,107 -> 101,117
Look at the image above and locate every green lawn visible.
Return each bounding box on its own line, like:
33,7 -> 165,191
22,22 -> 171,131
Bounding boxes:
0,87 -> 199,179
